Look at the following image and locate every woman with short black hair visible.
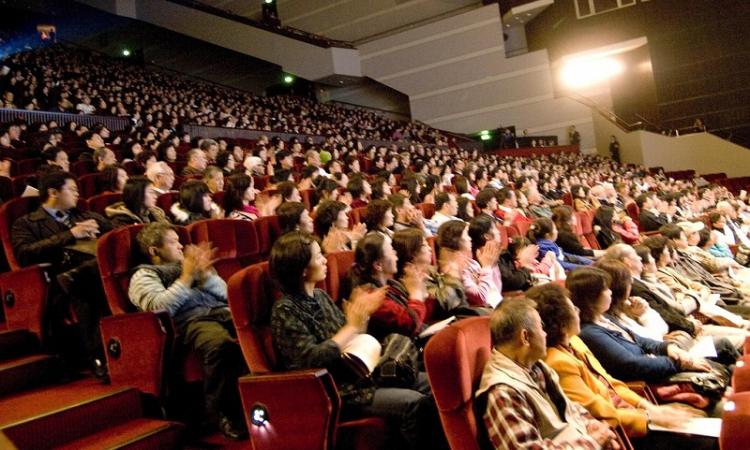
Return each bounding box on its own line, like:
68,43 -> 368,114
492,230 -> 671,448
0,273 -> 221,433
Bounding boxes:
270,232 -> 441,450
171,180 -> 222,224
105,176 -> 169,227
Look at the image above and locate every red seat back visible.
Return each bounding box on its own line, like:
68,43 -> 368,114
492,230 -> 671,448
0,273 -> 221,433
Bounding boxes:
97,224 -> 191,315
11,174 -> 35,197
227,262 -> 279,374
254,214 -> 282,257
87,192 -> 122,216
187,219 -> 259,281
721,392 -> 750,450
576,210 -> 600,250
424,316 -> 491,450
0,196 -> 41,270
77,172 -> 100,198
16,158 -> 42,175
157,191 -> 179,218
416,203 -> 436,219
0,176 -> 13,201
324,251 -> 355,304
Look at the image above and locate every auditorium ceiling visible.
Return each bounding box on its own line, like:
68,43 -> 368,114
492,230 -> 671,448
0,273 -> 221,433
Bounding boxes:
200,0 -> 482,43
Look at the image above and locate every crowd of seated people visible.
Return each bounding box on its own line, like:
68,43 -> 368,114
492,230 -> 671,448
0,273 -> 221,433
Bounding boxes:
5,46 -> 750,450
5,111 -> 750,446
0,43 -> 450,144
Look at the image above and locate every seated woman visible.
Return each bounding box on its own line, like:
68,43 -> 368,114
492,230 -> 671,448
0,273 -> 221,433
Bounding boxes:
223,174 -> 279,221
105,176 -> 170,227
551,206 -> 603,258
529,283 -> 711,448
529,217 -> 592,270
276,201 -> 314,235
706,214 -> 735,259
594,206 -> 639,248
98,164 -> 128,194
314,200 -> 366,253
567,266 -> 710,382
170,180 -> 223,225
464,215 -> 504,308
572,184 -> 597,211
277,180 -> 302,204
364,199 -> 395,239
350,233 -> 428,340
269,232 -> 441,450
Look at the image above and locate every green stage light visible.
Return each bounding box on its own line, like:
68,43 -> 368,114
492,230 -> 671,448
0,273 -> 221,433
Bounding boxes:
122,49 -> 131,57
480,134 -> 491,141
283,75 -> 294,84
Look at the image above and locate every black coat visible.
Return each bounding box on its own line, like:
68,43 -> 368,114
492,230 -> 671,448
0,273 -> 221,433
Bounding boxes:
11,206 -> 112,270
638,210 -> 669,232
630,277 -> 696,335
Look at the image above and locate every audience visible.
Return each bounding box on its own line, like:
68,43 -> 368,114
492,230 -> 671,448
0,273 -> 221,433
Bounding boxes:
105,176 -> 169,227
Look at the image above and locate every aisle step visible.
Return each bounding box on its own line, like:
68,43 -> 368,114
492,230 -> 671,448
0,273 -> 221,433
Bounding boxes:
0,354 -> 59,397
54,417 -> 183,450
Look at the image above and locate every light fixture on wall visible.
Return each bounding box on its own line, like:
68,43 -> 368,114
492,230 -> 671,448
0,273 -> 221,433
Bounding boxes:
560,56 -> 623,89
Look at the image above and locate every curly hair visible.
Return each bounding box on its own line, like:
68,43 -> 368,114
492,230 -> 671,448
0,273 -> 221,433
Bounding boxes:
525,283 -> 574,348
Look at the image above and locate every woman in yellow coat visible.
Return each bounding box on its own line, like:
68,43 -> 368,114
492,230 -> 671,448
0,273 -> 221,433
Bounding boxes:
524,283 -> 713,449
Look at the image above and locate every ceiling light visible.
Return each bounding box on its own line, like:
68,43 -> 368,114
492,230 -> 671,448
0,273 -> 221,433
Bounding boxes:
560,57 -> 623,89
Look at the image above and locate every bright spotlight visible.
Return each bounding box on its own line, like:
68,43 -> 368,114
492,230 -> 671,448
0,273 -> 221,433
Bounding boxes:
283,75 -> 294,84
122,49 -> 131,57
560,57 -> 623,89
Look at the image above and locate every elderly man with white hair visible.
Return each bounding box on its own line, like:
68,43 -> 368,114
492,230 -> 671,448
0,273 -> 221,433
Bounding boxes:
146,161 -> 175,194
243,155 -> 265,177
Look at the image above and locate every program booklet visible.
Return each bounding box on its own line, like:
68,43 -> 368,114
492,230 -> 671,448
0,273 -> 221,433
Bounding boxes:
341,334 -> 382,379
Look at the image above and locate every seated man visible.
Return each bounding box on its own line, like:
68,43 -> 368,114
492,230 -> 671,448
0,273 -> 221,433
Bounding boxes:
146,161 -> 175,194
425,192 -> 458,235
182,148 -> 208,176
476,298 -> 619,450
128,223 -> 247,440
11,171 -> 112,368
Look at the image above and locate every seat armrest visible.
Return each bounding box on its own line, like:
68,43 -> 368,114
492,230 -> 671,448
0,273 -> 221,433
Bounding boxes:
99,310 -> 173,397
626,381 -> 658,404
238,369 -> 339,450
0,264 -> 51,339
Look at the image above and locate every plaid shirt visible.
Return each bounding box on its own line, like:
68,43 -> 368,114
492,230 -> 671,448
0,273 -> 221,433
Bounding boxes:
483,364 -> 610,450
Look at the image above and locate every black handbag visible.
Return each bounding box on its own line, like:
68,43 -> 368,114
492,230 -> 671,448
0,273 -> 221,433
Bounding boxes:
373,333 -> 419,388
665,361 -> 730,400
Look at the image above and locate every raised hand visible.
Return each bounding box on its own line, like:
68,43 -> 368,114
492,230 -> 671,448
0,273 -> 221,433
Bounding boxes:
402,263 -> 428,301
477,240 -> 501,269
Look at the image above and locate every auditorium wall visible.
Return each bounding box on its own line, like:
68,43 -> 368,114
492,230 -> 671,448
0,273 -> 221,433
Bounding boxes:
594,111 -> 750,177
358,4 -> 610,151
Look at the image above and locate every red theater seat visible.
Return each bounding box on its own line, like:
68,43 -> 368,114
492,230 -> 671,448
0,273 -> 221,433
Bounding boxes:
0,196 -> 52,339
721,392 -> 750,450
77,172 -> 100,199
228,263 -> 387,450
187,219 -> 260,280
323,250 -> 355,304
253,214 -> 282,258
87,192 -> 122,216
423,316 -> 491,450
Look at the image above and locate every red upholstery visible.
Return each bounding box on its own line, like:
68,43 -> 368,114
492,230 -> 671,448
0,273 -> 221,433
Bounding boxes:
77,172 -> 100,199
733,360 -> 750,393
424,316 -> 491,450
227,262 -> 278,374
415,203 -> 436,219
512,220 -> 531,238
16,158 -> 42,175
324,251 -> 355,304
576,210 -> 600,250
562,192 -> 573,206
70,159 -> 96,177
87,192 -> 122,216
211,190 -> 225,207
254,215 -> 282,258
300,188 -> 315,210
625,202 -> 640,228
349,207 -> 368,225
187,219 -> 260,280
253,175 -> 270,191
156,191 -> 179,218
0,196 -> 40,271
496,224 -> 509,250
721,392 -> 750,450
228,263 -> 387,450
0,265 -> 50,339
